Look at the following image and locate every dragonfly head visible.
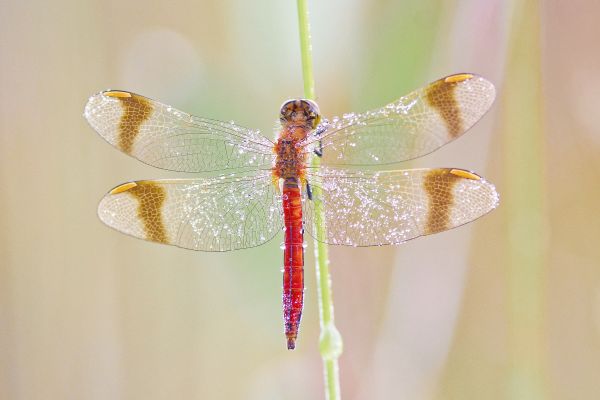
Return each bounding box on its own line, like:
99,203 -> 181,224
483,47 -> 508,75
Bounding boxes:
279,99 -> 321,131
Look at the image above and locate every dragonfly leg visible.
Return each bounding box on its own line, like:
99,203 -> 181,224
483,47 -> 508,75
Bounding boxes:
313,119 -> 329,157
314,143 -> 323,157
306,182 -> 313,201
315,119 -> 329,136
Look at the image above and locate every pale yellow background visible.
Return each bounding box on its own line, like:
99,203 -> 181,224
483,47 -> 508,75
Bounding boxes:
1,1 -> 599,399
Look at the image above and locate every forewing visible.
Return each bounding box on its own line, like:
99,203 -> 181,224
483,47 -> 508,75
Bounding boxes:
303,168 -> 498,246
97,174 -> 282,251
303,74 -> 495,166
84,91 -> 275,173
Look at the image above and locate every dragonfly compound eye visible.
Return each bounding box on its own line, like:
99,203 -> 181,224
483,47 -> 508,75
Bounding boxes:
279,99 -> 322,129
300,99 -> 321,129
279,99 -> 297,123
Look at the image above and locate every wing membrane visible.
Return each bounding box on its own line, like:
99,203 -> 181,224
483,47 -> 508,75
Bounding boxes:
303,168 -> 498,246
302,74 -> 495,166
84,91 -> 275,173
97,174 -> 282,251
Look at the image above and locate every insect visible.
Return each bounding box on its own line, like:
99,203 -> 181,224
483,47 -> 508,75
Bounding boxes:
84,73 -> 499,350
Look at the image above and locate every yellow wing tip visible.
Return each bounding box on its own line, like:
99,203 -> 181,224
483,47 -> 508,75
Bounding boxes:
110,182 -> 138,194
104,90 -> 132,98
444,73 -> 474,83
450,169 -> 481,180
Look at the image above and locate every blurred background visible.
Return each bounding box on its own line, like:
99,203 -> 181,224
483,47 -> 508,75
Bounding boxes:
1,0 -> 599,399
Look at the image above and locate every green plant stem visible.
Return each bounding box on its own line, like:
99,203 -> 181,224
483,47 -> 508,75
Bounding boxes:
296,0 -> 315,100
296,1 -> 343,399
503,0 -> 546,398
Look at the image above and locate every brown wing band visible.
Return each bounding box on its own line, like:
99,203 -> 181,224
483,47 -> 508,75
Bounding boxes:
425,77 -> 465,139
109,92 -> 153,154
127,182 -> 169,244
423,169 -> 461,235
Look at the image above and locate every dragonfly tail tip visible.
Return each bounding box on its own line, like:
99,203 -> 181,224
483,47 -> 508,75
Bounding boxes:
287,337 -> 296,350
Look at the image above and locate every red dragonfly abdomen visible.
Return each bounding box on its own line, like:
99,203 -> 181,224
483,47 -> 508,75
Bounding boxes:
282,177 -> 304,350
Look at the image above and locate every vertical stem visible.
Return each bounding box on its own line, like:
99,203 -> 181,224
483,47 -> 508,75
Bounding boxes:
296,0 -> 315,100
503,0 -> 547,398
296,1 -> 343,399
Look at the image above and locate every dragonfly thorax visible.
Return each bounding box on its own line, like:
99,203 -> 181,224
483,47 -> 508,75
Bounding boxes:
273,136 -> 307,180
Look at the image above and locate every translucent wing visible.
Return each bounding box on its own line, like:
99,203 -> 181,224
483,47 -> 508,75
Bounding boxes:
302,74 -> 495,166
97,174 -> 282,251
84,90 -> 275,173
303,168 -> 498,246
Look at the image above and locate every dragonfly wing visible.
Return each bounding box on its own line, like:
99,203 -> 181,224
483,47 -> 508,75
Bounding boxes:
303,168 -> 498,246
303,74 -> 495,166
97,174 -> 282,251
84,91 -> 275,173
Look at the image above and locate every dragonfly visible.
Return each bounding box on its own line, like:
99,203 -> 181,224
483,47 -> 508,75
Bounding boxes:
84,73 -> 499,350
